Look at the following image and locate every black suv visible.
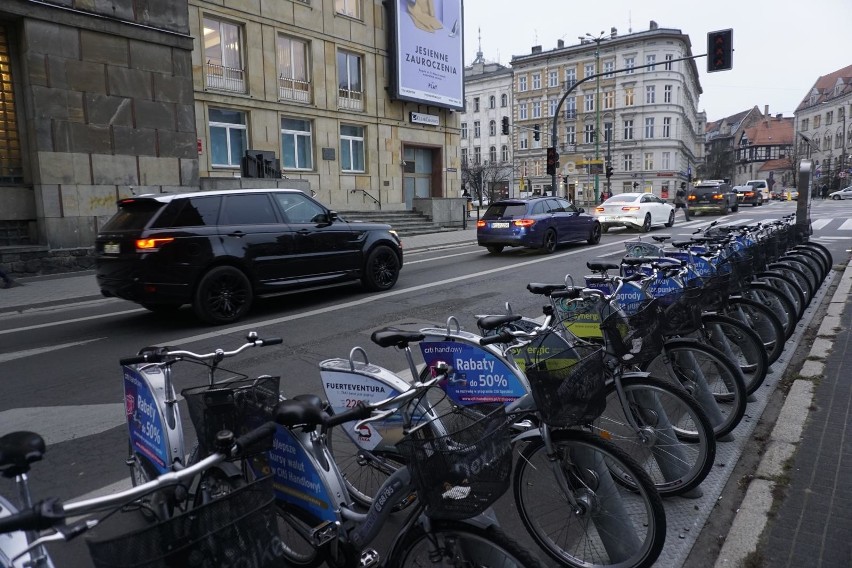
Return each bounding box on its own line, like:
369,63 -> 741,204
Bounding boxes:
689,181 -> 739,215
95,189 -> 403,324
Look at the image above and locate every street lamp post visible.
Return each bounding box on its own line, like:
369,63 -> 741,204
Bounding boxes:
585,32 -> 606,204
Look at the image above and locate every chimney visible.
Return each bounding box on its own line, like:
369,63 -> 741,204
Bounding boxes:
557,39 -> 564,49
776,113 -> 783,118
764,105 -> 769,118
532,45 -> 542,54
650,20 -> 658,30
611,27 -> 618,38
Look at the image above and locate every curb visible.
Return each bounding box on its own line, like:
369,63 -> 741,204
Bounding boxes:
713,261 -> 852,567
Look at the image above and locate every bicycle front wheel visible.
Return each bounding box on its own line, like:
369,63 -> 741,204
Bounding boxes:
390,521 -> 546,567
699,313 -> 769,395
513,429 -> 666,568
721,297 -> 785,365
646,339 -> 747,438
591,375 -> 716,497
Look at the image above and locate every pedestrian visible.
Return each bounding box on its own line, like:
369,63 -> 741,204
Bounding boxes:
0,266 -> 20,289
674,182 -> 690,221
821,184 -> 829,199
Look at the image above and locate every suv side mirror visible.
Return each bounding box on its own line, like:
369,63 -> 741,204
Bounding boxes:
328,211 -> 340,222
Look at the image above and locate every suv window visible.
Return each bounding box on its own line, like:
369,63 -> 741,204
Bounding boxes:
221,194 -> 279,225
101,200 -> 164,231
483,203 -> 527,220
152,196 -> 222,228
273,192 -> 326,224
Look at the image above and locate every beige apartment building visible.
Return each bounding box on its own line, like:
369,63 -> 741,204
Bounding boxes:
0,0 -> 462,271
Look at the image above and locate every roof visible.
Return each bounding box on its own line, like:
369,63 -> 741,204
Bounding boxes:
758,158 -> 793,172
742,116 -> 794,146
796,64 -> 852,112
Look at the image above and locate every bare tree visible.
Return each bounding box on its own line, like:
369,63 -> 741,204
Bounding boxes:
462,160 -> 511,204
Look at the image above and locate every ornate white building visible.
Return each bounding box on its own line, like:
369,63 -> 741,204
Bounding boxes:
509,21 -> 705,205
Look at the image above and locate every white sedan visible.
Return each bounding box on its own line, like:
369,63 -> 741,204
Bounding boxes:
829,186 -> 852,200
593,192 -> 675,233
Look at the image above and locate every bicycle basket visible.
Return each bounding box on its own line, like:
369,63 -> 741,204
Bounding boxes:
656,284 -> 703,336
87,476 -> 280,568
181,376 -> 280,458
600,299 -> 664,367
396,404 -> 513,520
524,340 -> 607,427
624,240 -> 665,258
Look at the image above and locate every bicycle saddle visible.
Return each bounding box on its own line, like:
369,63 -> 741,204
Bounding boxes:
370,328 -> 426,348
0,431 -> 46,478
477,314 -> 522,331
276,399 -> 326,431
587,260 -> 620,272
526,283 -> 566,296
651,235 -> 671,242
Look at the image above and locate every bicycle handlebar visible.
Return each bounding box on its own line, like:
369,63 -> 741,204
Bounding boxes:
120,332 -> 283,366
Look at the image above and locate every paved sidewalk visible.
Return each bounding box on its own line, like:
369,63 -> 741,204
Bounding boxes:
0,228 -> 478,314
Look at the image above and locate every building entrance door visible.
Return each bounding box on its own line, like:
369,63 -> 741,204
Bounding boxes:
402,146 -> 436,208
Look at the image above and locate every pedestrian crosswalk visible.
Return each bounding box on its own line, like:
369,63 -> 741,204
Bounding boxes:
668,216 -> 852,236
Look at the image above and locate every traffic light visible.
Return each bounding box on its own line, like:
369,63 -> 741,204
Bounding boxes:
605,165 -> 614,179
546,146 -> 559,175
534,124 -> 540,141
501,116 -> 509,135
707,29 -> 733,73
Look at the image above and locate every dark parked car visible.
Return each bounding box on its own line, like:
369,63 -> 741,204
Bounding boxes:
95,189 -> 403,324
476,196 -> 601,254
732,184 -> 764,207
689,181 -> 739,214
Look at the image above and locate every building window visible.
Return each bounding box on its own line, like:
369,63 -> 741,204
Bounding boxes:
644,152 -> 654,170
584,124 -> 595,144
519,102 -> 528,120
624,56 -> 635,74
837,127 -> 844,148
801,118 -> 809,131
813,115 -> 821,128
340,124 -> 365,172
337,50 -> 363,110
474,97 -> 480,112
461,122 -> 467,139
624,119 -> 634,140
518,75 -> 527,91
565,125 -> 576,145
489,95 -> 495,109
646,54 -> 656,70
501,145 -> 508,162
489,119 -> 496,136
532,101 -> 541,118
661,151 -> 670,170
203,17 -> 245,92
549,97 -> 557,116
625,88 -> 634,106
520,134 -> 528,150
0,27 -> 23,184
549,70 -> 558,87
623,153 -> 633,171
663,85 -> 672,103
474,121 -> 481,138
603,91 -> 614,110
604,61 -> 614,78
335,0 -> 361,19
565,67 -> 576,87
826,111 -> 833,125
664,54 -> 673,70
603,122 -> 612,142
644,117 -> 655,138
489,146 -> 497,163
565,96 -> 576,118
277,34 -> 311,103
280,117 -> 313,170
209,108 -> 247,168
662,117 -> 671,138
823,133 -> 832,151
584,94 -> 594,112
645,85 -> 655,104
501,93 -> 508,107
474,146 -> 481,164
584,63 -> 595,78
461,148 -> 468,164
532,73 -> 541,89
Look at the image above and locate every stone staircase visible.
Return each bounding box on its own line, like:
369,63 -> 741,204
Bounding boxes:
336,209 -> 463,237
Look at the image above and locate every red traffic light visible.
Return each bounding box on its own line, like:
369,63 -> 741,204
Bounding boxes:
546,147 -> 559,175
707,29 -> 733,73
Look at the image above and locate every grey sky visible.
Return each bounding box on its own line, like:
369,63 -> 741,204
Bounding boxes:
462,0 -> 852,121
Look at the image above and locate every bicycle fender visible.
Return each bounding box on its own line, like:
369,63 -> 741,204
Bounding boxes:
454,507 -> 500,530
510,428 -> 543,445
620,370 -> 652,380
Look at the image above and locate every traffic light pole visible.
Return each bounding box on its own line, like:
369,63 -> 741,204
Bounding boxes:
549,52 -> 710,199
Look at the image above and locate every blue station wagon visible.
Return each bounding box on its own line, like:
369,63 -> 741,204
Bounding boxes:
476,196 -> 601,254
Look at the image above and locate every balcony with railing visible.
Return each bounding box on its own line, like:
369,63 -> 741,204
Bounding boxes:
278,75 -> 311,103
338,87 -> 364,111
206,61 -> 245,93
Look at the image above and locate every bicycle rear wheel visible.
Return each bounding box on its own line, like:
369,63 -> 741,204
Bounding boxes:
390,521 -> 546,567
645,339 -> 747,439
723,297 -> 786,365
590,375 -> 716,497
513,429 -> 666,568
699,314 -> 769,395
740,283 -> 798,339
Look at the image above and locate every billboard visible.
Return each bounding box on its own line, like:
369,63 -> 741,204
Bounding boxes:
389,0 -> 464,111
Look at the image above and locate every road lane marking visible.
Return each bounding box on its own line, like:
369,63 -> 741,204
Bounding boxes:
811,219 -> 831,231
0,404 -> 124,445
839,219 -> 852,230
0,310 -> 143,336
0,337 -> 105,363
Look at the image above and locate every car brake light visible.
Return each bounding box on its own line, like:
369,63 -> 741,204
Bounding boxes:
595,207 -> 605,212
744,191 -> 754,197
712,194 -> 723,200
136,237 -> 175,251
513,219 -> 536,227
688,195 -> 696,201
621,206 -> 641,211
476,220 -> 486,228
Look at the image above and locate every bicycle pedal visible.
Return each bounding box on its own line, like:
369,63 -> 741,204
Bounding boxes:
360,548 -> 380,567
310,521 -> 338,547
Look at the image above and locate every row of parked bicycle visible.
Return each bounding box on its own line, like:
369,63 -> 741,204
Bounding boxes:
0,214 -> 832,567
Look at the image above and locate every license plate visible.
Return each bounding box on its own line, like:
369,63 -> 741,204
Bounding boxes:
104,243 -> 120,254
490,222 -> 510,228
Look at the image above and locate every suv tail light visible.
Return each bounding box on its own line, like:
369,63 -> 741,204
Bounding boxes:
513,219 -> 536,227
135,237 -> 175,252
621,206 -> 640,212
476,220 -> 486,228
595,207 -> 605,212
